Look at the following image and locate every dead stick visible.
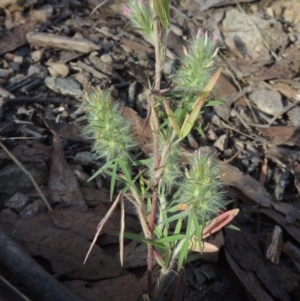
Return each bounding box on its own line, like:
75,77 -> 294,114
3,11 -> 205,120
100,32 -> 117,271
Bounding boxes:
4,97 -> 79,105
0,229 -> 85,301
0,141 -> 52,211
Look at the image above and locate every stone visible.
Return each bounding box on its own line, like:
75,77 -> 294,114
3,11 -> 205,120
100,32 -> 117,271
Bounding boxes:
32,5 -> 53,23
44,77 -> 83,98
19,200 -> 46,218
222,8 -> 288,59
163,60 -> 175,76
31,50 -> 43,62
213,134 -> 228,151
249,88 -> 283,116
100,54 -> 113,64
5,192 -> 31,212
74,152 -> 95,166
47,62 -> 69,77
0,162 -> 48,194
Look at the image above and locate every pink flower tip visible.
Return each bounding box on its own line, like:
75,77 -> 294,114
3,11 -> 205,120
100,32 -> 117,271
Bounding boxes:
213,33 -> 218,43
196,28 -> 203,38
123,5 -> 131,17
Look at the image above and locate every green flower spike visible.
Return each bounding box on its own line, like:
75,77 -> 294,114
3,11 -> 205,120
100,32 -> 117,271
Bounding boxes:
124,0 -> 154,42
177,149 -> 225,223
173,29 -> 219,100
83,88 -> 137,162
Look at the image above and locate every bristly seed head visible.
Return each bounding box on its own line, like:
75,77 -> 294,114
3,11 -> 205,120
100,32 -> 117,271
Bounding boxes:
175,149 -> 225,223
83,88 -> 137,163
172,29 -> 220,107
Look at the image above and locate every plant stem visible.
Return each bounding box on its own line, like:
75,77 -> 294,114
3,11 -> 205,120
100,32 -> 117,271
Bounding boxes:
147,95 -> 160,298
147,0 -> 166,297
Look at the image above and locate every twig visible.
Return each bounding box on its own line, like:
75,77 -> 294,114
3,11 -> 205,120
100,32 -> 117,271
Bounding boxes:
0,229 -> 84,301
4,96 -> 79,105
268,99 -> 300,125
221,148 -> 243,164
84,192 -> 121,264
0,274 -> 32,301
221,120 -> 265,142
90,0 -> 109,16
220,52 -> 258,123
0,141 -> 52,211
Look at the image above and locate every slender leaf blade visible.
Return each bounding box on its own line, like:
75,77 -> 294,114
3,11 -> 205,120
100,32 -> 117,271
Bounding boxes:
180,68 -> 222,138
163,97 -> 181,136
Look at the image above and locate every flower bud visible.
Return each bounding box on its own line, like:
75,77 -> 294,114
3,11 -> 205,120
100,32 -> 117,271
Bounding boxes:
124,0 -> 154,41
83,88 -> 137,162
123,5 -> 131,17
172,30 -> 220,106
175,150 -> 225,223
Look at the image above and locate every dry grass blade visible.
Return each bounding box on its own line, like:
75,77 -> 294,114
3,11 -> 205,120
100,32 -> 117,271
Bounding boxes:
89,0 -> 109,16
120,196 -> 125,267
0,141 -> 52,211
84,192 -> 121,264
0,274 -> 32,301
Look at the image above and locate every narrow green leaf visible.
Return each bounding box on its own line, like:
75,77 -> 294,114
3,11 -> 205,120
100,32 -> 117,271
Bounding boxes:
185,252 -> 203,264
167,203 -> 182,212
154,225 -> 163,239
110,160 -> 118,200
192,213 -> 203,253
205,100 -> 225,106
130,243 -> 147,254
180,68 -> 222,138
195,124 -> 205,138
139,176 -> 145,195
141,239 -> 167,249
119,159 -> 132,184
153,0 -> 170,29
114,231 -> 143,242
178,213 -> 193,267
88,160 -> 113,182
155,234 -> 186,244
160,211 -> 189,225
147,196 -> 151,215
163,97 -> 181,137
174,218 -> 183,235
226,224 -> 241,231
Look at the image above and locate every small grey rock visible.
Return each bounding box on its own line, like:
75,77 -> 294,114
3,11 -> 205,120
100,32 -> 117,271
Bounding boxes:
100,54 -> 113,64
19,200 -> 46,218
5,192 -> 31,212
163,60 -> 175,76
213,134 -> 228,151
249,88 -> 283,116
44,77 -> 83,98
287,106 -> 300,127
74,151 -> 95,166
0,162 -> 48,194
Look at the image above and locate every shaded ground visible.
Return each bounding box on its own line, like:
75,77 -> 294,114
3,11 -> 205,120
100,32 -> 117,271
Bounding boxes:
0,0 -> 300,300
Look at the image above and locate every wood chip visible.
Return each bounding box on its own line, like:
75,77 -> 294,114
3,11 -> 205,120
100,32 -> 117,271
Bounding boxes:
26,32 -> 100,53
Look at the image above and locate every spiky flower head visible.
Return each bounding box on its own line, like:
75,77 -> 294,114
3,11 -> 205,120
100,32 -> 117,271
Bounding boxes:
123,0 -> 154,42
176,149 -> 225,223
83,88 -> 137,162
173,29 -> 220,104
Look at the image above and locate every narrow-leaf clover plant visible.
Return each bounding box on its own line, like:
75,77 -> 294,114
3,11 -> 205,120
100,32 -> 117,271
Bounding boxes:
83,0 -> 239,299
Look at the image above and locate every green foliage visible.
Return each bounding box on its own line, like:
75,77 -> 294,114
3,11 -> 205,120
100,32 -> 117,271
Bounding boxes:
175,150 -> 225,222
125,0 -> 154,41
173,32 -> 219,109
83,88 -> 137,163
83,1 -> 239,297
153,0 -> 170,29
